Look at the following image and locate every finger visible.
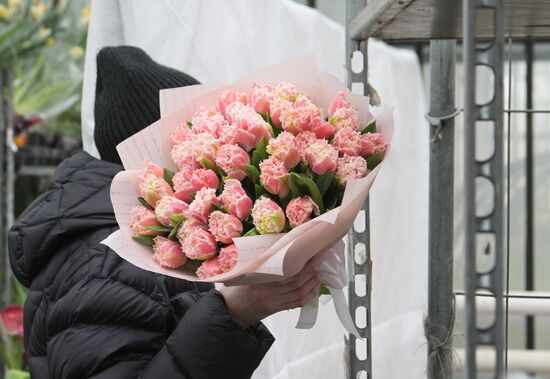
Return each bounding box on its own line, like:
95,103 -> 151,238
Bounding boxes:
279,285 -> 320,311
263,263 -> 318,288
275,273 -> 321,310
302,258 -> 319,272
276,271 -> 320,295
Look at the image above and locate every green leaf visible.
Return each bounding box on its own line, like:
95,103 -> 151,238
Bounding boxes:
366,151 -> 383,170
241,177 -> 256,199
282,220 -> 292,232
266,122 -> 275,137
314,171 -> 335,196
6,369 -> 31,379
242,218 -> 255,232
272,125 -> 282,137
210,203 -> 223,213
138,197 -> 154,210
290,173 -> 325,213
251,150 -> 262,167
361,120 -> 377,134
280,194 -> 292,211
0,345 -> 10,371
132,236 -> 155,246
245,164 -> 261,184
296,162 -> 309,174
256,136 -> 268,154
289,172 -> 304,197
217,166 -> 227,178
186,121 -> 193,128
200,157 -> 217,171
265,112 -> 283,137
255,184 -> 267,198
322,184 -> 339,211
168,221 -> 183,241
146,225 -> 172,233
243,228 -> 260,237
168,214 -> 186,225
14,51 -> 46,105
12,279 -> 27,306
251,137 -> 269,167
163,168 -> 175,187
260,112 -> 273,125
217,176 -> 225,194
319,283 -> 330,295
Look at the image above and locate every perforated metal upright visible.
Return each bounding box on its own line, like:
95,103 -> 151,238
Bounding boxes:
463,0 -> 505,377
345,1 -> 373,378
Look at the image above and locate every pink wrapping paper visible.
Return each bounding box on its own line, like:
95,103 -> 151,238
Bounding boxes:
101,56 -> 394,334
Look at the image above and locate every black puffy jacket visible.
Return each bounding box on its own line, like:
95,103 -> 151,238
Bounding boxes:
8,152 -> 274,379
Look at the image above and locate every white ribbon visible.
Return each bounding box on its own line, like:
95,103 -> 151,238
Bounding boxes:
295,240 -> 362,339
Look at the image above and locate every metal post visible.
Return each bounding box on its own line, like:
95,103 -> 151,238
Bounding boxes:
0,67 -> 5,307
3,67 -> 14,305
346,0 -> 373,378
463,0 -> 505,378
524,40 -> 535,359
426,40 -> 456,379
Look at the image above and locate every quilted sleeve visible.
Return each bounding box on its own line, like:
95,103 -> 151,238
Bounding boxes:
47,276 -> 274,379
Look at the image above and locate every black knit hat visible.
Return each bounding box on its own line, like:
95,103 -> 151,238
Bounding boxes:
94,46 -> 200,163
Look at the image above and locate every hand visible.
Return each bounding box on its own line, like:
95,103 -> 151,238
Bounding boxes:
218,259 -> 321,329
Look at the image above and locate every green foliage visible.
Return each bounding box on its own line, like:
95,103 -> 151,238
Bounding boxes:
361,119 -> 377,134
163,168 -> 175,187
4,0 -> 91,136
314,171 -> 334,196
254,183 -> 267,198
251,137 -> 268,167
138,197 -> 154,210
245,164 -> 260,184
168,214 -> 185,225
366,151 -> 383,170
319,283 -> 330,295
168,221 -> 182,241
243,227 -> 259,237
11,279 -> 27,307
6,369 -> 30,379
146,225 -> 172,233
132,236 -> 155,246
289,172 -> 325,213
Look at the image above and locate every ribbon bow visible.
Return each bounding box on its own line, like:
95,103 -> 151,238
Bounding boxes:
295,240 -> 362,338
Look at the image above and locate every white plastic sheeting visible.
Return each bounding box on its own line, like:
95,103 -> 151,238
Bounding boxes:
82,1 -> 429,378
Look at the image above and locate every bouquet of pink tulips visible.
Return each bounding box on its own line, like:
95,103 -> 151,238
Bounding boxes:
103,57 -> 393,335
130,83 -> 388,279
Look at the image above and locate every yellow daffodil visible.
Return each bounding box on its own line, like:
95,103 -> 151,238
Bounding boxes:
70,46 -> 84,60
81,6 -> 90,24
0,5 -> 12,19
30,2 -> 47,19
46,37 -> 56,46
36,27 -> 52,39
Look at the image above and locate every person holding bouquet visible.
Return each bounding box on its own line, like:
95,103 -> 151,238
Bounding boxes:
8,46 -> 322,379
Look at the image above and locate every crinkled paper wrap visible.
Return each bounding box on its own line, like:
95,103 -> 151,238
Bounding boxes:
101,56 -> 394,337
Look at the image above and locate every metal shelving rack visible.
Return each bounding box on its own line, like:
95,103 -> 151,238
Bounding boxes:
344,1 -> 550,378
346,2 -> 373,378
